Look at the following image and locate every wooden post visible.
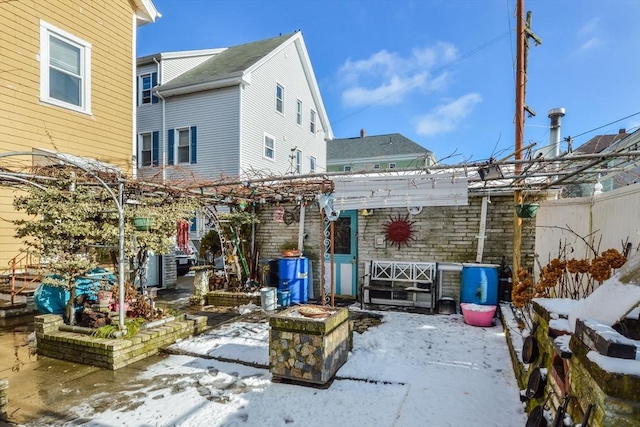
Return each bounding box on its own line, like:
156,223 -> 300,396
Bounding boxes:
330,220 -> 335,307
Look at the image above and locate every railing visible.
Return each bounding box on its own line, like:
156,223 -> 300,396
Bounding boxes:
1,252 -> 43,305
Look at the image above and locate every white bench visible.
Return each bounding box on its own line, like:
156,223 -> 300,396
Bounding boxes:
360,260 -> 437,312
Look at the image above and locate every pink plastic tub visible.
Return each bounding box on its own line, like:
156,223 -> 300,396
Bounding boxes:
460,303 -> 496,327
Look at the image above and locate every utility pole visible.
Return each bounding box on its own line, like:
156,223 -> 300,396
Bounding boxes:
513,0 -> 541,286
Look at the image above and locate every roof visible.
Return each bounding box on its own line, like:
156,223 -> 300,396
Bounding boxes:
327,133 -> 432,161
158,33 -> 294,92
575,129 -> 628,154
133,0 -> 161,26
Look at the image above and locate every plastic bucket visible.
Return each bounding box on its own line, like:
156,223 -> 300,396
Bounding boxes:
277,289 -> 291,308
260,287 -> 277,311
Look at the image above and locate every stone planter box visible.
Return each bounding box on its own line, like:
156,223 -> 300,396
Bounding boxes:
34,313 -> 207,370
206,290 -> 259,307
269,306 -> 351,386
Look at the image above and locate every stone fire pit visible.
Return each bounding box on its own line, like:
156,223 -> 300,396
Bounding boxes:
269,305 -> 351,386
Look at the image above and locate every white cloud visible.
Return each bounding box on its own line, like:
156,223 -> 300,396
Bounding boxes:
577,37 -> 603,54
575,18 -> 604,55
338,42 -> 458,107
414,93 -> 483,136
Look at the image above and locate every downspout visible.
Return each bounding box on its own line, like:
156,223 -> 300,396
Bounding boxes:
153,56 -> 166,184
132,13 -> 138,179
475,196 -> 489,263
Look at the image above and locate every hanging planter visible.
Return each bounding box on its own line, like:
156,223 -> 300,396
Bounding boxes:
515,203 -> 539,219
133,217 -> 154,231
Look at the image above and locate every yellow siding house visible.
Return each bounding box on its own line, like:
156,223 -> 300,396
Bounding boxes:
0,0 -> 159,266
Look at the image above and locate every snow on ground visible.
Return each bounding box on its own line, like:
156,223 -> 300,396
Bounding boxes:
66,310 -> 527,427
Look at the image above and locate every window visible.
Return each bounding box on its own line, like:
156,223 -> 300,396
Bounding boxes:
40,20 -> 92,114
389,163 -> 396,169
138,72 -> 158,105
140,133 -> 152,166
310,110 -> 316,133
264,133 -> 275,160
295,149 -> 302,174
168,127 -> 197,165
276,84 -> 284,114
344,165 -> 351,172
310,156 -> 316,173
296,100 -> 303,125
177,129 -> 190,164
374,164 -> 381,170
138,131 -> 159,167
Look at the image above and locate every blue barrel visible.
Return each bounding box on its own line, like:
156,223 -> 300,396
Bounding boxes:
460,264 -> 499,306
278,257 -> 308,303
277,289 -> 291,307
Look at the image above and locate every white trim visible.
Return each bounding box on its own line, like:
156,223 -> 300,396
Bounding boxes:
132,13 -> 138,179
295,148 -> 302,174
176,127 -> 191,164
263,132 -> 276,161
276,82 -> 285,115
39,20 -> 92,115
138,132 -> 153,167
310,155 -> 317,173
310,109 -> 316,134
296,99 -> 303,126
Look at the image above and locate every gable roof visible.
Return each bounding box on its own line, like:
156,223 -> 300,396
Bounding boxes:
159,33 -> 293,92
327,133 -> 432,161
575,129 -> 628,154
152,32 -> 333,139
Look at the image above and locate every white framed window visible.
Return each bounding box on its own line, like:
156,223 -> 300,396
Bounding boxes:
296,100 -> 303,125
140,133 -> 152,167
177,128 -> 191,164
276,84 -> 284,114
389,162 -> 396,169
310,156 -> 316,173
374,163 -> 381,170
138,72 -> 158,105
295,149 -> 302,174
39,20 -> 92,114
310,109 -> 316,134
264,133 -> 275,160
344,165 -> 351,172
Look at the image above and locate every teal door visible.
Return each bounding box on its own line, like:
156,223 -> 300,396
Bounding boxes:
330,210 -> 358,296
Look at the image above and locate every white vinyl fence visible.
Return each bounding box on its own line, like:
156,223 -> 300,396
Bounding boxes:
535,183 -> 640,281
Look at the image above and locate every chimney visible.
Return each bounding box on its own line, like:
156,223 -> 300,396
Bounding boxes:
619,128 -> 626,135
548,108 -> 565,157
360,129 -> 366,138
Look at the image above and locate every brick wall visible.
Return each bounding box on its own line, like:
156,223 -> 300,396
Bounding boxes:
255,195 -> 536,301
35,314 -> 207,370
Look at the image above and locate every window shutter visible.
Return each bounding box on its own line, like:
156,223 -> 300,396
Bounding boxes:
190,126 -> 197,164
152,131 -> 159,166
151,72 -> 158,104
168,129 -> 174,165
190,216 -> 197,232
136,76 -> 140,106
136,136 -> 140,167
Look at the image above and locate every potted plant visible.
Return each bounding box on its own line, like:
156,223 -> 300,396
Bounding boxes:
132,216 -> 154,231
110,282 -> 139,312
515,203 -> 539,219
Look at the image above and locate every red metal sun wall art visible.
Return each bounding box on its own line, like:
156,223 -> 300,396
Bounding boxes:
383,213 -> 417,249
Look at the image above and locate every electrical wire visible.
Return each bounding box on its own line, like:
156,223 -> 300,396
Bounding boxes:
569,112 -> 640,139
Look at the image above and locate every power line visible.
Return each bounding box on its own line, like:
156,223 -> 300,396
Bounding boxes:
570,112 -> 640,139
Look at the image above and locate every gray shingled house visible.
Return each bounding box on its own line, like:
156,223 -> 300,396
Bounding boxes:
327,130 -> 436,172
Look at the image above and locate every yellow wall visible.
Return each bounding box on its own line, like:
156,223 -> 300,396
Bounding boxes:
0,0 -> 138,266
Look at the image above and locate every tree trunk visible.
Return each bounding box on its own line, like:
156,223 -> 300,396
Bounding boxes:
66,285 -> 77,325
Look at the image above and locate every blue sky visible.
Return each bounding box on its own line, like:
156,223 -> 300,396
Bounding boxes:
138,0 -> 640,163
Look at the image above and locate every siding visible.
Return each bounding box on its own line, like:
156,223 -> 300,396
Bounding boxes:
162,87 -> 241,181
241,40 -> 327,176
162,55 -> 217,84
0,0 -> 138,265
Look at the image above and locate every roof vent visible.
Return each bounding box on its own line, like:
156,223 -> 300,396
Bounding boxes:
360,129 -> 366,138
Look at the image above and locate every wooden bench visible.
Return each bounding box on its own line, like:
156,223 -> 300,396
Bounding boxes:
360,260 -> 437,312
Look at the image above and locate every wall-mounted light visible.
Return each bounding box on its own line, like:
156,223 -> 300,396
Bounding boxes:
359,208 -> 374,217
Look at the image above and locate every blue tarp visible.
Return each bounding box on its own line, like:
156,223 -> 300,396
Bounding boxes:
34,268 -> 116,315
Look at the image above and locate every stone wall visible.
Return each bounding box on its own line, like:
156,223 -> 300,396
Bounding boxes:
207,290 -> 260,307
35,313 -> 207,370
508,301 -> 640,427
0,378 -> 7,421
255,195 -> 536,301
